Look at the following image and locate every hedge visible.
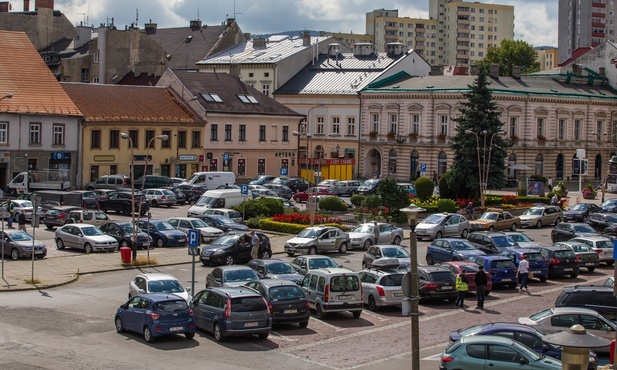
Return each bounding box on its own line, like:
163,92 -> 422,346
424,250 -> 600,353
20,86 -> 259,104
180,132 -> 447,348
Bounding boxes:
257,218 -> 349,234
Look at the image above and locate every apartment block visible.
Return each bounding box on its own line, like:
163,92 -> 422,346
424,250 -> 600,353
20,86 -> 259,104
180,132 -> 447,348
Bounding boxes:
535,47 -> 559,71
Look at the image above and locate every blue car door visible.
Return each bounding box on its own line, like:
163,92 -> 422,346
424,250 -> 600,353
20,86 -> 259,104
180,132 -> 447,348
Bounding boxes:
125,297 -> 149,332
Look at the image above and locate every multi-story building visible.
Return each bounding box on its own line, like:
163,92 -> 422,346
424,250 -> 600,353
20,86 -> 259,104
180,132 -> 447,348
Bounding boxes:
558,0 -> 617,65
535,47 -> 559,71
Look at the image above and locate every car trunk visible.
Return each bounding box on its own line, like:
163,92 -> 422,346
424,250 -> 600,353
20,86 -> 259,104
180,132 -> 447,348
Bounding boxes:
229,296 -> 270,329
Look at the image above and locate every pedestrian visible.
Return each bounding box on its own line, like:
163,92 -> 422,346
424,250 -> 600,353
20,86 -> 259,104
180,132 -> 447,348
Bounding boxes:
432,171 -> 438,186
454,268 -> 469,308
518,254 -> 530,294
17,210 -> 27,232
547,177 -> 553,191
465,202 -> 474,220
6,199 -> 14,229
373,221 -> 380,245
473,265 -> 488,310
249,230 -> 260,260
550,193 -> 559,206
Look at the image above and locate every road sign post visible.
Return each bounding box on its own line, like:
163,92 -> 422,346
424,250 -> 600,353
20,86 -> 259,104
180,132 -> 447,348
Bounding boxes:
0,210 -> 7,286
240,185 -> 249,221
30,196 -> 41,283
188,229 -> 200,295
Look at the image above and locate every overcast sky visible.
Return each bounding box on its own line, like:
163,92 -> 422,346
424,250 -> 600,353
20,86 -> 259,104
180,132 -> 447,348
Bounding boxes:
37,0 -> 557,47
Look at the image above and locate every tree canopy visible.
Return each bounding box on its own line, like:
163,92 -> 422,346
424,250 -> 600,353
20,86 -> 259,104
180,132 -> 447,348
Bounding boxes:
481,39 -> 541,76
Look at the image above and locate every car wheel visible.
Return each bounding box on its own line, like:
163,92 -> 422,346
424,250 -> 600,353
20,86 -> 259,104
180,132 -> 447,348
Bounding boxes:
115,316 -> 125,333
426,255 -> 434,265
56,239 -> 65,250
393,236 -> 401,245
294,196 -> 302,203
461,229 -> 469,238
308,246 -> 317,255
8,188 -> 16,196
368,295 -> 378,311
10,248 -> 20,261
352,310 -> 361,318
315,304 -> 326,319
121,206 -> 131,216
45,224 -> 54,230
338,243 -> 348,253
151,200 -> 159,208
143,326 -> 155,343
155,238 -> 165,248
607,261 -> 615,266
260,250 -> 271,259
224,254 -> 235,265
484,290 -> 491,296
536,220 -> 542,228
570,273 -> 579,278
257,333 -> 269,340
488,226 -> 495,231
120,240 -> 130,248
286,252 -> 294,257
363,239 -> 372,250
539,276 -> 548,282
587,267 -> 596,272
299,321 -> 309,329
510,223 -> 518,231
84,243 -> 93,254
555,217 -> 561,225
213,323 -> 225,342
185,332 -> 195,340
435,231 -> 443,239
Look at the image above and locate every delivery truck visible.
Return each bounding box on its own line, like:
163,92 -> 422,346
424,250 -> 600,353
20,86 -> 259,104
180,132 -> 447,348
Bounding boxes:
6,170 -> 71,195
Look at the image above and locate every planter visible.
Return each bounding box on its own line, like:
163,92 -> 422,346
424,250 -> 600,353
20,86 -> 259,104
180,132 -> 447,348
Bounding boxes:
583,193 -> 596,200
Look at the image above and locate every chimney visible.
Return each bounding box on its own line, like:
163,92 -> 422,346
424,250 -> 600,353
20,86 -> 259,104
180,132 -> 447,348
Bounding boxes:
24,0 -> 29,11
303,31 -> 311,46
470,64 -> 480,76
328,43 -> 341,57
144,22 -> 157,34
243,33 -> 251,40
386,42 -> 404,56
0,2 -> 8,12
35,0 -> 53,10
230,63 -> 241,79
189,20 -> 201,30
511,66 -> 521,79
489,63 -> 500,78
226,18 -> 235,27
354,43 -> 375,56
572,63 -> 582,75
252,37 -> 266,48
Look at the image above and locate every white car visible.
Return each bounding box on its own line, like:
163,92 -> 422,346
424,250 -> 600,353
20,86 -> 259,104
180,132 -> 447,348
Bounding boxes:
128,272 -> 191,302
54,224 -> 118,253
348,222 -> 404,250
166,217 -> 224,243
1,199 -> 39,221
200,208 -> 244,224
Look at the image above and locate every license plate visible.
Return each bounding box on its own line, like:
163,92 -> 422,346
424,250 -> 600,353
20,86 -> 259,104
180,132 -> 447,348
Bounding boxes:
563,268 -> 573,271
244,322 -> 259,327
169,326 -> 183,332
586,262 -> 596,266
338,295 -> 353,300
141,243 -> 149,247
179,238 -> 186,242
202,256 -> 209,260
441,286 -> 453,290
532,271 -> 541,274
283,309 -> 298,314
394,292 -> 405,297
501,279 -> 511,282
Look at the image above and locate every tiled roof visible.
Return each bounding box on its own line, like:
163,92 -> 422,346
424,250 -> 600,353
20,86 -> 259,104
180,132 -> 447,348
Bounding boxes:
276,52 -> 403,95
60,83 -> 196,122
0,30 -> 81,116
170,70 -> 303,117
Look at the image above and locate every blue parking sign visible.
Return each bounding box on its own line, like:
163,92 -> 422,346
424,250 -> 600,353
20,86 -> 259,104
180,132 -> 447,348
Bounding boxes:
280,167 -> 288,176
241,184 -> 249,196
188,229 -> 199,248
223,153 -> 230,161
420,163 -> 427,172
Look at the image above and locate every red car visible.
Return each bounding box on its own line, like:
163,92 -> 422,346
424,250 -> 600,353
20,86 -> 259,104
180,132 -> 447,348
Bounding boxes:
292,187 -> 335,203
440,261 -> 493,295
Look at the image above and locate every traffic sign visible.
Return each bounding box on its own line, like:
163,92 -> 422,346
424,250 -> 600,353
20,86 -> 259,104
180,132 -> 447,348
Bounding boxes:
420,163 -> 427,172
240,184 -> 249,196
280,167 -> 288,176
223,153 -> 230,161
188,229 -> 199,248
188,247 -> 200,256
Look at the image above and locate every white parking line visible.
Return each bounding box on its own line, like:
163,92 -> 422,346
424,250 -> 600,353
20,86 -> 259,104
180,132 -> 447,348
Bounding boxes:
360,309 -> 389,322
309,317 -> 348,332
270,331 -> 297,342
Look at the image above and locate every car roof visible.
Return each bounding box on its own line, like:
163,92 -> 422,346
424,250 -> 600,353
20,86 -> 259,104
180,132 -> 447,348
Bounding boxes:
539,246 -> 571,251
549,306 -> 604,315
362,267 -> 405,275
256,279 -> 299,288
133,293 -> 187,302
476,255 -> 512,261
300,255 -> 337,260
477,322 -> 539,333
49,205 -> 83,211
216,265 -> 254,271
419,265 -> 452,272
208,286 -> 263,298
505,248 -> 541,254
71,224 -> 98,229
572,235 -> 610,241
459,335 -> 518,345
562,285 -> 613,292
136,273 -> 177,281
310,268 -> 356,275
470,231 -> 507,236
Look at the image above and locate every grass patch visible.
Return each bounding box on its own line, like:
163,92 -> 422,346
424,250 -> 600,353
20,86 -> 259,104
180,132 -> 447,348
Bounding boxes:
129,256 -> 159,266
25,278 -> 41,285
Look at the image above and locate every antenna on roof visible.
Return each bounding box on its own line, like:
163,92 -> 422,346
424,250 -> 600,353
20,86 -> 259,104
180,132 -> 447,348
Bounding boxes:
135,9 -> 139,27
234,0 -> 243,19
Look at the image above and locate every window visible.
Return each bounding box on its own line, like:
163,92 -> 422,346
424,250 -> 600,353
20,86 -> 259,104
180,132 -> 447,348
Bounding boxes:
225,124 -> 232,141
597,120 -> 604,136
317,116 -> 325,134
200,93 -> 223,103
262,84 -> 270,96
109,130 -> 119,148
239,124 -> 246,141
30,123 -> 41,144
81,68 -> 89,83
259,125 -> 266,141
210,124 -> 218,141
192,131 -> 201,148
372,113 -> 380,133
264,72 -> 269,78
509,117 -> 518,137
90,129 -> 100,149
558,119 -> 566,140
53,124 -> 65,146
537,118 -> 545,138
93,51 -> 99,64
282,126 -> 289,142
0,122 -> 7,143
145,130 -> 155,148
162,130 -> 171,148
237,158 -> 246,176
110,164 -> 117,175
347,117 -> 356,135
389,113 -> 398,134
237,94 -> 258,104
411,114 -> 420,134
439,115 -> 448,136
178,131 -> 186,148
332,117 -> 340,134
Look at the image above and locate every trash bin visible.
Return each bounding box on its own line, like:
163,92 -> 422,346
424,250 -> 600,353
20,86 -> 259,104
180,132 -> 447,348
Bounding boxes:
120,247 -> 132,264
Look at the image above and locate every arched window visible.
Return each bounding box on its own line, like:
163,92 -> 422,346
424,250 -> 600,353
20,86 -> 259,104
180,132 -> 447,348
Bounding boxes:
388,149 -> 397,176
438,151 -> 447,177
410,151 -> 420,179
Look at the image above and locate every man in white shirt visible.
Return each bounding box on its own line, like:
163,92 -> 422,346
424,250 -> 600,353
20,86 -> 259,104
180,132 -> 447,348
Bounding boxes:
518,254 -> 530,294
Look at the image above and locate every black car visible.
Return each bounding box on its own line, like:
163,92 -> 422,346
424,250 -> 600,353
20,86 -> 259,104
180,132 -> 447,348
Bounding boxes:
169,187 -> 187,205
262,183 -> 294,199
537,246 -> 580,278
601,199 -> 617,213
467,231 -> 519,255
555,285 -> 617,320
587,212 -> 617,232
175,185 -> 208,204
417,265 -> 457,301
565,203 -> 602,222
194,214 -> 249,232
200,232 -> 271,266
271,177 -> 310,193
99,221 -> 152,249
551,222 -> 599,243
244,279 -> 310,327
98,190 -> 150,216
246,259 -> 303,283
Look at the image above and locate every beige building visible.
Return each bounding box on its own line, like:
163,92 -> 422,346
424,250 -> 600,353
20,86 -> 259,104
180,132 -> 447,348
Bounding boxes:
535,47 -> 559,71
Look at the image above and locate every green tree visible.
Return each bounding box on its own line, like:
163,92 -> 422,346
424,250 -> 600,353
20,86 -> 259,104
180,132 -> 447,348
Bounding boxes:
376,177 -> 409,212
414,176 -> 434,201
480,39 -> 540,76
450,65 -> 508,199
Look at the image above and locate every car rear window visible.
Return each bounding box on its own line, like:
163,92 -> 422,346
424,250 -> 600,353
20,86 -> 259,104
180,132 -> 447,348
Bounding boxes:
428,271 -> 454,282
554,250 -> 576,259
490,260 -> 516,269
524,253 -> 544,261
268,286 -> 305,301
330,275 -> 360,292
231,296 -> 267,312
379,274 -> 404,287
155,299 -> 188,312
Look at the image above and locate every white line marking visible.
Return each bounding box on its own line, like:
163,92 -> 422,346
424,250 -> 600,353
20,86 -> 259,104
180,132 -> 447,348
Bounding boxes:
310,317 -> 348,332
360,309 -> 390,322
270,331 -> 297,342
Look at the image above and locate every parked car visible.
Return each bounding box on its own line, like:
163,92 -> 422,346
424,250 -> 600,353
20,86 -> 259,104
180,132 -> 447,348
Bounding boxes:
601,199 -> 617,213
469,210 -> 520,231
128,273 -> 191,302
142,188 -> 176,207
84,175 -> 131,191
586,212 -> 617,232
565,202 -> 603,222
200,232 -> 271,266
569,235 -> 615,266
251,188 -> 280,199
334,180 -> 362,196
137,219 -> 187,248
175,184 -> 208,204
289,255 -> 342,276
519,205 -> 563,228
416,265 -> 458,301
299,268 -> 363,318
134,175 -> 172,190
425,238 -> 486,265
362,244 -> 411,269
246,259 -> 303,283
551,222 -> 600,243
98,190 -> 150,216
317,179 -> 339,188
415,213 -> 470,240
67,210 -> 111,227
466,255 -> 518,288
69,190 -> 101,210
358,266 -> 405,311
503,231 -> 541,249
440,334 -> 562,370
553,241 -> 600,272
193,214 -> 249,232
244,279 -> 310,327
190,287 -> 271,341
0,199 -> 37,221
555,285 -> 617,320
99,221 -> 151,249
262,183 -> 293,199
271,177 -> 310,193
55,224 -> 119,253
397,182 -> 417,197
536,246 -> 580,278
43,205 -> 84,230
284,226 -> 350,256
440,261 -> 493,294
249,175 -> 277,185
357,179 -> 380,195
200,208 -> 243,224
0,230 -> 47,260
165,217 -> 224,244
467,231 -> 519,254
519,307 -> 616,353
170,177 -> 185,186
291,186 -> 335,203
205,265 -> 260,288
169,187 -> 187,205
348,222 -> 404,249
498,248 -> 549,282
114,293 -> 196,343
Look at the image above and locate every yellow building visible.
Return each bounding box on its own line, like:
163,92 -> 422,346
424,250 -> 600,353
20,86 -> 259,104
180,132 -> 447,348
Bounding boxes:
535,47 -> 559,71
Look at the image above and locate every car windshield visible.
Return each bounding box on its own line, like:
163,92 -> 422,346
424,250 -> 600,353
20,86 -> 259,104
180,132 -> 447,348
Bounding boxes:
191,219 -> 209,228
382,247 -> 410,258
422,214 -> 445,224
231,297 -> 267,312
524,252 -> 544,261
480,213 -> 498,221
512,341 -> 542,361
308,258 -> 339,269
119,223 -> 134,233
211,234 -> 239,246
596,240 -> 613,249
570,204 -> 587,211
352,225 -> 375,233
508,233 -> 532,243
606,214 -> 617,223
154,222 -> 175,231
196,196 -> 219,206
361,180 -> 377,186
451,241 -> 476,250
573,224 -> 595,233
571,244 -> 593,253
8,231 -> 32,241
297,228 -> 323,238
268,286 -> 304,301
82,227 -> 104,236
329,275 -> 360,292
266,262 -> 296,274
147,279 -> 184,293
380,274 -> 404,286
493,236 -> 517,247
458,264 -> 479,272
223,269 -> 259,282
459,324 -> 487,336
17,201 -> 33,207
554,250 -> 576,258
524,208 -> 543,216
529,308 -> 554,321
154,299 -> 188,312
212,216 -> 234,225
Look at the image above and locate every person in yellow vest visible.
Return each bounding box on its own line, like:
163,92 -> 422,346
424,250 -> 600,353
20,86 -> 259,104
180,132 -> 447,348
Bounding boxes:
454,268 -> 469,308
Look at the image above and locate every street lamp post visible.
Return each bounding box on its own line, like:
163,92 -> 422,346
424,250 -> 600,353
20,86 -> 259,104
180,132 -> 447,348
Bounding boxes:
0,93 -> 13,102
138,134 -> 169,219
292,130 -> 312,178
465,130 -> 504,208
316,133 -> 339,184
593,131 -> 617,203
120,133 -> 136,260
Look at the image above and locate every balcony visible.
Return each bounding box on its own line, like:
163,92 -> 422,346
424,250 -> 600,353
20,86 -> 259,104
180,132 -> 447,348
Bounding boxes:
593,2 -> 606,8
457,45 -> 470,51
592,32 -> 606,38
457,36 -> 470,42
457,9 -> 471,16
592,12 -> 606,18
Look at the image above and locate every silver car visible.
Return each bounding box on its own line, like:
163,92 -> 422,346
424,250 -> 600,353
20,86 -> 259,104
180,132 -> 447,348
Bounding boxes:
200,208 -> 243,224
358,267 -> 405,311
0,230 -> 47,260
55,224 -> 119,253
503,231 -> 541,248
129,272 -> 191,302
348,222 -> 404,250
143,188 -> 177,207
519,205 -> 563,228
284,226 -> 351,256
415,213 -> 470,240
166,217 -> 224,243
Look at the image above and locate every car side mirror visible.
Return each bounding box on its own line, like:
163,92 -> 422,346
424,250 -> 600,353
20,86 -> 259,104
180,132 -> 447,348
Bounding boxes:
138,288 -> 145,294
186,287 -> 191,292
519,357 -> 529,365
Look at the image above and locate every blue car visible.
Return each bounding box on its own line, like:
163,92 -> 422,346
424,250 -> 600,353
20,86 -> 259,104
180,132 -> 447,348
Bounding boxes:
499,248 -> 549,283
138,219 -> 187,248
467,255 -> 518,288
114,293 -> 196,343
425,238 -> 486,265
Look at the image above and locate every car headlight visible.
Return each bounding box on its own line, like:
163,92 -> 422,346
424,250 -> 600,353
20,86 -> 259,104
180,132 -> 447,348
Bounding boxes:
212,249 -> 225,255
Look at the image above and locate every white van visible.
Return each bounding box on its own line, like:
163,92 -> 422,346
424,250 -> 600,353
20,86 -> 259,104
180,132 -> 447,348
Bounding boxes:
181,172 -> 235,190
187,189 -> 251,216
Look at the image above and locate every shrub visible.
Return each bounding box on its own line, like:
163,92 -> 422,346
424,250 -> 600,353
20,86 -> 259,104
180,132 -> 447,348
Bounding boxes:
501,195 -> 519,205
392,212 -> 408,224
530,174 -> 548,184
362,194 -> 382,208
437,199 -> 457,213
271,213 -> 342,225
414,176 -> 434,201
319,197 -> 348,211
258,218 -> 307,234
246,215 -> 267,228
232,197 -> 284,219
350,194 -> 366,207
438,171 -> 456,200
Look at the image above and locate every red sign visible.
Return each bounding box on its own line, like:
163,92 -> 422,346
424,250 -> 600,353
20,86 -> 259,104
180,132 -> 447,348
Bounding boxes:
199,155 -> 204,162
298,158 -> 355,165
